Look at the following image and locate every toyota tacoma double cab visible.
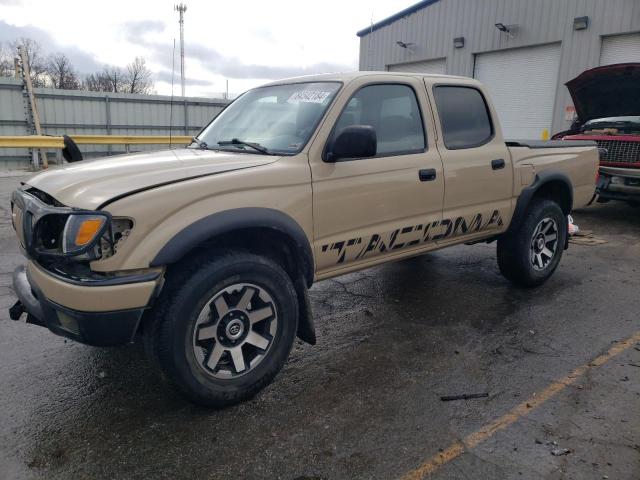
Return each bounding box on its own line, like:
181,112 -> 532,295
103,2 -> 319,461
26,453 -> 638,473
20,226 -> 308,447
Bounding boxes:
9,72 -> 598,407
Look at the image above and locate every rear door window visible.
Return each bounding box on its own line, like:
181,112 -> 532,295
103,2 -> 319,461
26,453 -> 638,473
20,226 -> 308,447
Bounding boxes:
433,86 -> 493,149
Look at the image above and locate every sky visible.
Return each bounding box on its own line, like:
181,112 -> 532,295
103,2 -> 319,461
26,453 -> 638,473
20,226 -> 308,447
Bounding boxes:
0,0 -> 414,98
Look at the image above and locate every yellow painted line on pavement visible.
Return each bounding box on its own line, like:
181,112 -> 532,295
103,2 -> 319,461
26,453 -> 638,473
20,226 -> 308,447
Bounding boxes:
400,331 -> 640,480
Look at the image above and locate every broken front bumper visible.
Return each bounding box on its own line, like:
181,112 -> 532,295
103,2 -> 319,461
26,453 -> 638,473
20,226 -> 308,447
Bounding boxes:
9,263 -> 160,347
598,166 -> 640,203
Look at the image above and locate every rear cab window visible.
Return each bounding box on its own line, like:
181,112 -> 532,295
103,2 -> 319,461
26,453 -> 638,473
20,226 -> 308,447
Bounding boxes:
433,86 -> 494,149
329,83 -> 426,158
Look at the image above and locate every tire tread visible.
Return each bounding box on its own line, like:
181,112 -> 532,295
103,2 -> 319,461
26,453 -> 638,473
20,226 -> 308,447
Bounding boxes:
497,199 -> 566,288
144,250 -> 298,407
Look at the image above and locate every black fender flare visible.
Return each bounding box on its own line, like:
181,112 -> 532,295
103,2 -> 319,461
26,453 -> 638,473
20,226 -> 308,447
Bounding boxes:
150,208 -> 315,288
507,170 -> 573,236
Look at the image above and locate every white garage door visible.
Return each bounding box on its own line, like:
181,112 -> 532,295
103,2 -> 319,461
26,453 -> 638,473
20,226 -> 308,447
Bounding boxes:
388,58 -> 446,74
600,33 -> 640,65
474,44 -> 561,139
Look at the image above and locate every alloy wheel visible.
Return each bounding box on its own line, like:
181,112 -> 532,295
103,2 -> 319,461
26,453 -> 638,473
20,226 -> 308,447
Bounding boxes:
192,283 -> 278,379
530,217 -> 559,271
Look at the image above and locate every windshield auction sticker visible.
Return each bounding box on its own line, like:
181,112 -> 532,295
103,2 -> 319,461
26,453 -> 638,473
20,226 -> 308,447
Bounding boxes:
288,90 -> 332,104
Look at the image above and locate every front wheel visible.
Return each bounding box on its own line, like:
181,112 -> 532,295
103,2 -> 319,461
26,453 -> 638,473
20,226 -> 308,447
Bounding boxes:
497,199 -> 567,287
146,252 -> 299,407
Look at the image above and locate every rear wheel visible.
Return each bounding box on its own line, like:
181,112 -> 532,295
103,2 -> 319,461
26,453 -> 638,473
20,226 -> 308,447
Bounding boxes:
146,251 -> 298,407
497,199 -> 567,287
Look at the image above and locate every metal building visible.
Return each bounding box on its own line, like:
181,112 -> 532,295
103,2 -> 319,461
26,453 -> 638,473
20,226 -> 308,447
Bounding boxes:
358,0 -> 640,138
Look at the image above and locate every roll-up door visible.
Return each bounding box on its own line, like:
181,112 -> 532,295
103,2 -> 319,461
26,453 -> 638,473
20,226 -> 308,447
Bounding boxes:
474,44 -> 561,139
600,33 -> 640,65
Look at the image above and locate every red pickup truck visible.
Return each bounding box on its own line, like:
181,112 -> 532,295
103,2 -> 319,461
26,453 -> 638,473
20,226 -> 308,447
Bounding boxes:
554,63 -> 640,207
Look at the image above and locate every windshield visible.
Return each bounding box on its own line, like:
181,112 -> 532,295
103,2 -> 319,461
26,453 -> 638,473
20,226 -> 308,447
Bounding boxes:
196,81 -> 342,155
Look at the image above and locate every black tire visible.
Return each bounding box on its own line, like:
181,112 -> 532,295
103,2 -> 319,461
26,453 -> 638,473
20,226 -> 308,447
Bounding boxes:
497,199 -> 567,288
145,251 -> 298,408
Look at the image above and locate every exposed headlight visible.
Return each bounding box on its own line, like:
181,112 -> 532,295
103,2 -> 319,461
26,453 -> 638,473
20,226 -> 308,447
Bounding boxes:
101,218 -> 134,259
62,214 -> 109,254
32,212 -> 131,262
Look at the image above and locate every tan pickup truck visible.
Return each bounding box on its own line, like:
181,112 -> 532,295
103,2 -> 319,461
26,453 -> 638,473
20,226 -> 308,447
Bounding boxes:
9,72 -> 598,407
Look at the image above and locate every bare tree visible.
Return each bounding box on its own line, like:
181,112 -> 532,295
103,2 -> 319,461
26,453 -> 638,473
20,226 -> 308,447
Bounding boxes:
11,37 -> 47,87
103,65 -> 126,92
3,37 -> 157,94
0,42 -> 15,77
47,53 -> 80,90
83,66 -> 126,92
125,57 -> 153,94
83,59 -> 154,94
83,72 -> 111,92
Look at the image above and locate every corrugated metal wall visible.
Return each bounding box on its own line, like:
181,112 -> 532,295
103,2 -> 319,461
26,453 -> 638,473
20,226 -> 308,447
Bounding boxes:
0,77 -> 229,169
359,0 -> 640,134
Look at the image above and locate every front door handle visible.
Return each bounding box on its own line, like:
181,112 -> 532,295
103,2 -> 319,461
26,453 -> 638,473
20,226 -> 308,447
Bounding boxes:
419,168 -> 437,182
491,159 -> 506,170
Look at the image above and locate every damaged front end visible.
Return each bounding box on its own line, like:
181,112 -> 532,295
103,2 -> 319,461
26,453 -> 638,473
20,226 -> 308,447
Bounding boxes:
9,187 -> 161,346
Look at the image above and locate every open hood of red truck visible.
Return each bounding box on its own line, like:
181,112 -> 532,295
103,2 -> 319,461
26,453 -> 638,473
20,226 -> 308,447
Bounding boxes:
566,63 -> 640,123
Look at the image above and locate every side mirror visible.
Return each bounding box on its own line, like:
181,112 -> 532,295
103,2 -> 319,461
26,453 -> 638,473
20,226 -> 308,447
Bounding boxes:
62,135 -> 83,163
326,125 -> 377,161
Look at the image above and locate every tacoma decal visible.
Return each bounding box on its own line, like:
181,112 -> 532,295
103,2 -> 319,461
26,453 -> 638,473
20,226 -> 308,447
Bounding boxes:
321,209 -> 504,266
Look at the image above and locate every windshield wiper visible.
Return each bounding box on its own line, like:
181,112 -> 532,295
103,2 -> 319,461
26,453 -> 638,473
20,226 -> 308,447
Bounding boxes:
217,138 -> 272,155
191,137 -> 209,149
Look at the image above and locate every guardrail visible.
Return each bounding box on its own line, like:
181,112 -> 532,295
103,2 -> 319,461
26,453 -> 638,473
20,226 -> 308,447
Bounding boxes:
0,135 -> 192,148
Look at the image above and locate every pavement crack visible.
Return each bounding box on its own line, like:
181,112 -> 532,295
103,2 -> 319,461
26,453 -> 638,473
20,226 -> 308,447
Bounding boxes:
326,278 -> 376,300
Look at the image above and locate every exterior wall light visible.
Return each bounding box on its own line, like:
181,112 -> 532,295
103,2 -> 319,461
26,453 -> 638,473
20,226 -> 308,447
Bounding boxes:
573,16 -> 589,30
396,41 -> 415,49
495,23 -> 518,38
453,37 -> 465,48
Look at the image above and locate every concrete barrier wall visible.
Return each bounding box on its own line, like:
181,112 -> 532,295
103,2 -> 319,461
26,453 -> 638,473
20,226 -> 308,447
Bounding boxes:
0,77 -> 230,169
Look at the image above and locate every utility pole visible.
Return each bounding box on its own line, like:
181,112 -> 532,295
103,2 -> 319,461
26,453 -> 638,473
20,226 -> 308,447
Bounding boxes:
175,3 -> 187,97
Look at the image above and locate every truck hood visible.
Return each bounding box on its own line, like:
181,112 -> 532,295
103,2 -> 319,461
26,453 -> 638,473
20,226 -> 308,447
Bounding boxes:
25,148 -> 280,210
566,63 -> 640,123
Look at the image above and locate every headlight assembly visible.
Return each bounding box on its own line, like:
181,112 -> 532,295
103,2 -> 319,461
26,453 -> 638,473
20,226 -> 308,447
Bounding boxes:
31,211 -> 113,261
16,188 -> 133,264
32,213 -> 133,265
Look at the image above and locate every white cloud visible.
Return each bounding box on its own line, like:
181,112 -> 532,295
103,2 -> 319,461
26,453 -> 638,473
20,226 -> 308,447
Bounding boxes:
0,0 -> 413,96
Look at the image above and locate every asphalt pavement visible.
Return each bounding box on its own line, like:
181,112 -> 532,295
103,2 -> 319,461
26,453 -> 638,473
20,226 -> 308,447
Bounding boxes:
0,173 -> 638,479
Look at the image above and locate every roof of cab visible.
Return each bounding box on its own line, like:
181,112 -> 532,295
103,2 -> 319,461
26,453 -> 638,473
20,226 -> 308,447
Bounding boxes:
261,71 -> 475,87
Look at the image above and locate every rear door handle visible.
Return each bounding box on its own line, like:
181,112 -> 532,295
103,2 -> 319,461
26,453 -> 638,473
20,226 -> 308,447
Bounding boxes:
419,168 -> 437,182
491,159 -> 506,170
